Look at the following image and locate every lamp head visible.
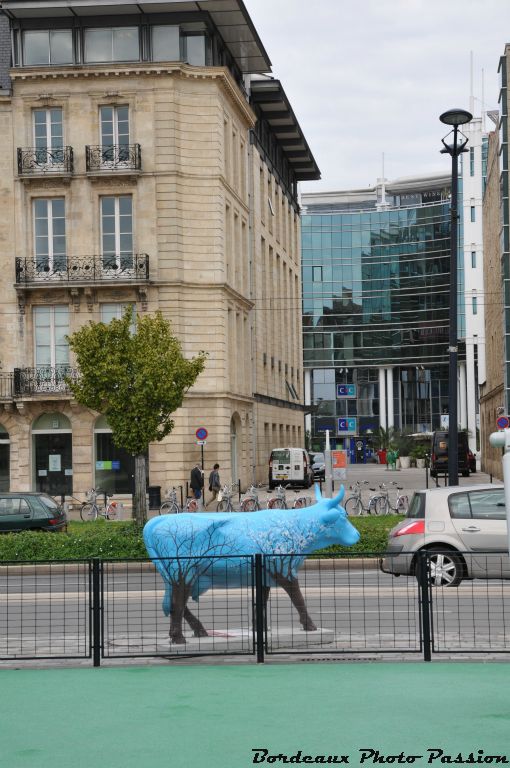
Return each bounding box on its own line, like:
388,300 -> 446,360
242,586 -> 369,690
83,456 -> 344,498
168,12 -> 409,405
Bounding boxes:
439,108 -> 473,127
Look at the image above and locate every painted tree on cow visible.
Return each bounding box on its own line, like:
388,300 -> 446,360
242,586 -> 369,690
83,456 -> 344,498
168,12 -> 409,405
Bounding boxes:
144,485 -> 360,644
66,308 -> 206,526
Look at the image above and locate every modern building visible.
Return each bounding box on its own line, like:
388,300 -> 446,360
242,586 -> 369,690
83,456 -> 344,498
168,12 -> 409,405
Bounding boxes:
0,0 -> 319,497
301,172 -> 477,462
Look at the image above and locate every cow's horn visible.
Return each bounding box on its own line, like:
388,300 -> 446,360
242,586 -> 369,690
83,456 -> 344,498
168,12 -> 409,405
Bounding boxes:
327,485 -> 345,509
314,483 -> 322,502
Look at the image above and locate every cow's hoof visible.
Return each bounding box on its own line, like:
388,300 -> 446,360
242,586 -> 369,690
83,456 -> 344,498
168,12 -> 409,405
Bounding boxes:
169,635 -> 186,645
302,622 -> 317,632
194,629 -> 209,638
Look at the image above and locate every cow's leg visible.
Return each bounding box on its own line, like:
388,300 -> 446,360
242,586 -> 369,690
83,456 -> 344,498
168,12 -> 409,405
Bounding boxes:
183,605 -> 208,638
273,574 -> 317,631
169,583 -> 189,644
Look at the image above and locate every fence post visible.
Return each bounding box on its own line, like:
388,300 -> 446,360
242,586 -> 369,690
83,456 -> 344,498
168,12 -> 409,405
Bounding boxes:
254,554 -> 265,663
91,558 -> 102,667
418,552 -> 432,662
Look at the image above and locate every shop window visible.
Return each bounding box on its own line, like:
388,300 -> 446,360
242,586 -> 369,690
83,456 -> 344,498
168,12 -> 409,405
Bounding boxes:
32,413 -> 72,495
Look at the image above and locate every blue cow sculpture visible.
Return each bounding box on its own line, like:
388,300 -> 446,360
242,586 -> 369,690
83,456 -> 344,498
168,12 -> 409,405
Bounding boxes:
143,484 -> 359,644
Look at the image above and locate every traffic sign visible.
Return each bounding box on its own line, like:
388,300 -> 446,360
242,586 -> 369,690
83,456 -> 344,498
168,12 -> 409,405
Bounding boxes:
196,440 -> 207,446
195,427 -> 208,441
497,416 -> 510,430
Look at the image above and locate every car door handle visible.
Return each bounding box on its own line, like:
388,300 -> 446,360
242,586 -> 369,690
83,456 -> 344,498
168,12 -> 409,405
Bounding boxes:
462,526 -> 481,532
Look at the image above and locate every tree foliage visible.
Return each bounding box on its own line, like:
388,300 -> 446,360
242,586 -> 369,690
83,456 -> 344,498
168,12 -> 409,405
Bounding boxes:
67,308 -> 206,455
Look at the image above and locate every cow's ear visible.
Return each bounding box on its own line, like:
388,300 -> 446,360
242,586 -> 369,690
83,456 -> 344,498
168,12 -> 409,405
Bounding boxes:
327,486 -> 345,509
321,510 -> 340,526
314,483 -> 322,502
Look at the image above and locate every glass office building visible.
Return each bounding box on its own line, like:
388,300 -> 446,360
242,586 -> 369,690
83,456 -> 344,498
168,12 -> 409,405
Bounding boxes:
301,173 -> 464,461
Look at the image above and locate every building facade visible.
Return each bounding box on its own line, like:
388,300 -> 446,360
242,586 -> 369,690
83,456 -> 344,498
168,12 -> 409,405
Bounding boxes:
301,174 -> 471,461
0,0 -> 319,497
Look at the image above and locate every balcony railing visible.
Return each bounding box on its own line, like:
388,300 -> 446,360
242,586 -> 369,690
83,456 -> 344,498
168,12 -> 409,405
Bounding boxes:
17,147 -> 74,176
85,144 -> 141,172
14,366 -> 77,396
15,254 -> 149,285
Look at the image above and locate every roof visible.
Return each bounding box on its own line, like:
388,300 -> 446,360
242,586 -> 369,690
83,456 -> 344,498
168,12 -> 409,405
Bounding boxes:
250,78 -> 320,182
0,0 -> 272,73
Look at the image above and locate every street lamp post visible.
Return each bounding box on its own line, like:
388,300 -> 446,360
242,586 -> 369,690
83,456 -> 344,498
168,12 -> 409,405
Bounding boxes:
439,108 -> 473,486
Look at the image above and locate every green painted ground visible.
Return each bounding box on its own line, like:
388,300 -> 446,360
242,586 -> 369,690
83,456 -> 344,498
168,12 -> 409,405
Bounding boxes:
1,663 -> 509,768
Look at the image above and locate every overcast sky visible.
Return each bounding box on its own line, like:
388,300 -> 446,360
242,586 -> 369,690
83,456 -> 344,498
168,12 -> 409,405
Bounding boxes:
246,0 -> 510,193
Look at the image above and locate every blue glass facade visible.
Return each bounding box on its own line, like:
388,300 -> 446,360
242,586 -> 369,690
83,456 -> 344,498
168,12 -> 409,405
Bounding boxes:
302,186 -> 464,455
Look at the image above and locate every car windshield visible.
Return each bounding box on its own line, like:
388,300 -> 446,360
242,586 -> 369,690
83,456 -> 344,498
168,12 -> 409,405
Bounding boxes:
312,453 -> 324,463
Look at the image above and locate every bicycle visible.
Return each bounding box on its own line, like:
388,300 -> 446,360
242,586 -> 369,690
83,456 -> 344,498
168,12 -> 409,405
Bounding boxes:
267,485 -> 288,509
374,482 -> 409,515
292,494 -> 311,509
216,483 -> 237,512
80,488 -> 118,521
239,484 -> 262,512
344,481 -> 379,516
159,487 -> 181,515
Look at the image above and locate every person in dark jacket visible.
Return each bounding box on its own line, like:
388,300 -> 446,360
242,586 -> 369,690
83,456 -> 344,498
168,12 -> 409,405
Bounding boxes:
190,463 -> 204,501
205,463 -> 221,508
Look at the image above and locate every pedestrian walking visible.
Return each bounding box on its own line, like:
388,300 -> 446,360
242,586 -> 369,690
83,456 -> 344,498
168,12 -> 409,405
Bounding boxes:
190,462 -> 204,503
205,463 -> 221,508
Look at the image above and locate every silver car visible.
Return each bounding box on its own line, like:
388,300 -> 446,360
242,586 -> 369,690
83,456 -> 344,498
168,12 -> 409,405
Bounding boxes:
380,484 -> 509,586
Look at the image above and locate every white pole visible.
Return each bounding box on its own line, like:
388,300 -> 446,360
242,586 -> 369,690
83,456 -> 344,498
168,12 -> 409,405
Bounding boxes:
489,429 -> 510,556
324,429 -> 333,499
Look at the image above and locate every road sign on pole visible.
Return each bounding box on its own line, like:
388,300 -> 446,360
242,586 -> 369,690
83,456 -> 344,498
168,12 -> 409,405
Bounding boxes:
196,427 -> 208,441
496,416 -> 510,430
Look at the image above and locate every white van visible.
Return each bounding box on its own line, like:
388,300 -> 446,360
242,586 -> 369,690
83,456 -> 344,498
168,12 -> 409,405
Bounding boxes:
268,447 -> 313,489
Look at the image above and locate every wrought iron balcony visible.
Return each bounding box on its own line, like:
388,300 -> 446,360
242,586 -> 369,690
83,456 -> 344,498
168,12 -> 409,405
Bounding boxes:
0,373 -> 13,400
14,366 -> 77,397
15,254 -> 149,285
85,144 -> 141,172
17,147 -> 74,176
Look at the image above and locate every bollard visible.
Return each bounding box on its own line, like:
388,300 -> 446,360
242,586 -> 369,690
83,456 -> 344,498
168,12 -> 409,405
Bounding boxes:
238,479 -> 242,503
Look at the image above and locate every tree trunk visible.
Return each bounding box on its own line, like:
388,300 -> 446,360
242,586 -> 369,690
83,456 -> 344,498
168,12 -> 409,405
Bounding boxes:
133,452 -> 147,526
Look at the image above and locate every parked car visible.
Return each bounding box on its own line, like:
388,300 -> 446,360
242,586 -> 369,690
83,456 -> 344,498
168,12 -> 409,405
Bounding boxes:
311,452 -> 325,480
380,484 -> 509,587
268,447 -> 313,489
430,430 -> 470,478
0,493 -> 67,533
468,450 -> 477,473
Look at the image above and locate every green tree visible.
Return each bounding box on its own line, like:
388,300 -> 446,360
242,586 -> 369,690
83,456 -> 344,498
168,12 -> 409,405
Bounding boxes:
67,308 -> 206,526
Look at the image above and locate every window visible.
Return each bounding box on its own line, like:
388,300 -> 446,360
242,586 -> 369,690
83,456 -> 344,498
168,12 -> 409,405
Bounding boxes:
33,108 -> 64,166
100,105 -> 130,163
101,303 -> 136,334
313,266 -> 323,282
184,34 -> 206,66
152,26 -> 180,61
23,30 -> 73,66
470,146 -> 475,176
448,492 -> 471,519
470,206 -> 475,223
100,195 -> 133,270
472,295 -> 478,315
33,306 -> 69,371
471,250 -> 476,268
84,27 -> 139,63
0,498 -> 29,516
469,489 -> 506,519
33,198 -> 66,273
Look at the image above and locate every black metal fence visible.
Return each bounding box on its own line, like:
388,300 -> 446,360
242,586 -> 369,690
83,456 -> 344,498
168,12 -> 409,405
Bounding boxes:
1,552 -> 510,665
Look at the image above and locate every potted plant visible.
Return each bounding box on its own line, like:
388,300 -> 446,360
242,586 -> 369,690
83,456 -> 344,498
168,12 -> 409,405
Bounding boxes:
410,444 -> 427,469
394,430 -> 414,469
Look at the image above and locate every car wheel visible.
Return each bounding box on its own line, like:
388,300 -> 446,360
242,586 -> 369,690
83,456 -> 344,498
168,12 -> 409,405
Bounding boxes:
417,550 -> 464,587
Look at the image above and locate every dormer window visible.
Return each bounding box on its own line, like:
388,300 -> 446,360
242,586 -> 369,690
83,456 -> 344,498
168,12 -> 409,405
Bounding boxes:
23,30 -> 73,66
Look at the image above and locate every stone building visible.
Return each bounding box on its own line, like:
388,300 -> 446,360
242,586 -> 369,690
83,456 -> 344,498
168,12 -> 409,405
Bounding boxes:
0,0 -> 319,498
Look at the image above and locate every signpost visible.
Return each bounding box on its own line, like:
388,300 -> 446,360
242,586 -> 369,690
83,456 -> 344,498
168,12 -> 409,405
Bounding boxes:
195,428 -> 208,503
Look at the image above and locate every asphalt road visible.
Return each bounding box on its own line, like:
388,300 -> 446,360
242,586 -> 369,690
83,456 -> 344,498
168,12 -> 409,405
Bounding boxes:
1,565 -> 509,661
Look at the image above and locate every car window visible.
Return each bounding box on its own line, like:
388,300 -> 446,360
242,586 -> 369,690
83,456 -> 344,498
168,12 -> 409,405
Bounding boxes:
0,497 -> 21,515
39,495 -> 59,510
448,492 -> 471,519
468,489 -> 506,520
406,492 -> 425,518
272,450 -> 290,463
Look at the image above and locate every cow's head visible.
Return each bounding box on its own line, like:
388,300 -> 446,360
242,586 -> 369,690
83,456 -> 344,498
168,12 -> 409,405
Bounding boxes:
314,484 -> 360,547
